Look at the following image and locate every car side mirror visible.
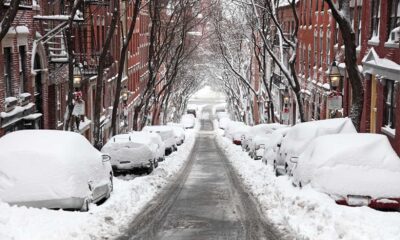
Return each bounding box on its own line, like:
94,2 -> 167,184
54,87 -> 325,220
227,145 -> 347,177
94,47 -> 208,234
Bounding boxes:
102,154 -> 111,162
290,157 -> 298,164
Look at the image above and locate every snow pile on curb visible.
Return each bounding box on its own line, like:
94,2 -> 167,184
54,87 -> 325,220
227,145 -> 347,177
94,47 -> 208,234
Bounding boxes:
0,130 -> 197,240
215,132 -> 400,240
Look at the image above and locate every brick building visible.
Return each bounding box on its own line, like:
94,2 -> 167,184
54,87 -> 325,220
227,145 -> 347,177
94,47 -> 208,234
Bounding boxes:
0,0 -> 47,136
275,0 -> 400,154
0,0 -> 151,144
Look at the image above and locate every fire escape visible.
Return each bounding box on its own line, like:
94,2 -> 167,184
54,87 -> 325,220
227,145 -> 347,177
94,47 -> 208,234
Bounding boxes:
33,0 -> 110,74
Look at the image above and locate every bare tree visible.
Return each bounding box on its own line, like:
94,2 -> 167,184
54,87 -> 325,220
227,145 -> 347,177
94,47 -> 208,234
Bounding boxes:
0,0 -> 21,41
64,0 -> 84,131
131,0 -> 211,129
325,0 -> 364,130
93,0 -> 120,149
248,0 -> 306,122
110,0 -> 142,137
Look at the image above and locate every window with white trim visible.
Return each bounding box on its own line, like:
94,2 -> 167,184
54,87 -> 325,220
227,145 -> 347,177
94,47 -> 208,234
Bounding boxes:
3,47 -> 13,97
326,29 -> 331,66
370,0 -> 381,39
384,80 -> 396,129
387,0 -> 400,41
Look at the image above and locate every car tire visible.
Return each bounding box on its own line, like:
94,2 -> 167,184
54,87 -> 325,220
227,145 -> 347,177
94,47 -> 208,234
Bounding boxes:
299,181 -> 303,189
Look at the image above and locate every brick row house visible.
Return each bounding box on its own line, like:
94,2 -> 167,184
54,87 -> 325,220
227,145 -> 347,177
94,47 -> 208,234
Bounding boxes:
273,0 -> 400,154
0,0 -> 151,143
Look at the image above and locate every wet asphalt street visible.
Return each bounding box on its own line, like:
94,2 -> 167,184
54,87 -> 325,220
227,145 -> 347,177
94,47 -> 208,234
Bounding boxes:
118,117 -> 281,240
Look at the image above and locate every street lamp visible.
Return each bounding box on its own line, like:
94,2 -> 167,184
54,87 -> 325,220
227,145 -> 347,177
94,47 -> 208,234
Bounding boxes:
283,86 -> 290,104
73,64 -> 82,88
328,61 -> 342,91
121,86 -> 129,104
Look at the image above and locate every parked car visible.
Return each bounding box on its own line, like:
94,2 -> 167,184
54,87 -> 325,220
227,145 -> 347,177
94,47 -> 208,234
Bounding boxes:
218,117 -> 231,130
0,130 -> 113,211
224,121 -> 249,145
244,123 -> 287,153
248,135 -> 270,160
102,134 -> 156,174
167,123 -> 186,145
143,125 -> 177,155
275,118 -> 357,176
292,133 -> 400,210
262,127 -> 291,167
129,131 -> 166,164
180,114 -> 196,129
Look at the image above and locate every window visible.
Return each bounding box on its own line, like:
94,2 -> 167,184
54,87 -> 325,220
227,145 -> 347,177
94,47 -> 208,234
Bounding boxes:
3,47 -> 13,97
308,45 -> 311,78
370,0 -> 381,38
356,5 -> 363,46
326,29 -> 331,66
388,0 -> 400,40
314,32 -> 318,68
321,0 -> 324,11
384,80 -> 396,129
19,46 -> 27,93
56,85 -> 62,124
309,0 -> 313,25
319,28 -> 323,67
334,22 -> 339,45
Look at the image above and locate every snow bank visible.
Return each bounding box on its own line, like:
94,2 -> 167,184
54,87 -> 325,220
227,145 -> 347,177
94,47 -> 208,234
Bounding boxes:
0,130 -> 197,240
216,132 -> 400,240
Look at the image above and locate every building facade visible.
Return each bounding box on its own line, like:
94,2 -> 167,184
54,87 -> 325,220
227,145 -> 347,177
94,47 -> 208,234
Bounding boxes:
0,0 -> 151,144
276,0 -> 400,154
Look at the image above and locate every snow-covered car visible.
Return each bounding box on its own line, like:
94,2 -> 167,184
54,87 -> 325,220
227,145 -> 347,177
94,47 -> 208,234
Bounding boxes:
224,121 -> 249,145
275,118 -> 357,176
243,123 -> 287,152
0,130 -> 113,211
129,131 -> 166,164
102,135 -> 156,174
292,133 -> 400,210
142,125 -> 177,155
218,117 -> 231,130
248,135 -> 270,160
262,127 -> 291,167
180,114 -> 196,129
167,124 -> 185,145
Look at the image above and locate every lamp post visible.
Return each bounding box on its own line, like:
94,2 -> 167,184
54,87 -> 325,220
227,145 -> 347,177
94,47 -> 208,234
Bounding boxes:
283,86 -> 290,105
73,64 -> 82,89
282,86 -> 290,124
328,61 -> 343,92
328,61 -> 344,118
121,86 -> 129,104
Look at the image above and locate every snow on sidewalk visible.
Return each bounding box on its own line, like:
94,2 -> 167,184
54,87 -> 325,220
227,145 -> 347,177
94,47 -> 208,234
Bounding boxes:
0,129 -> 197,240
215,132 -> 400,240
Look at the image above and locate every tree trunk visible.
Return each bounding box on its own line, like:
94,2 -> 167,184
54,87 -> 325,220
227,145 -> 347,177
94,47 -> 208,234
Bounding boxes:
325,0 -> 364,130
64,0 -> 83,131
93,0 -> 119,149
110,0 -> 141,137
